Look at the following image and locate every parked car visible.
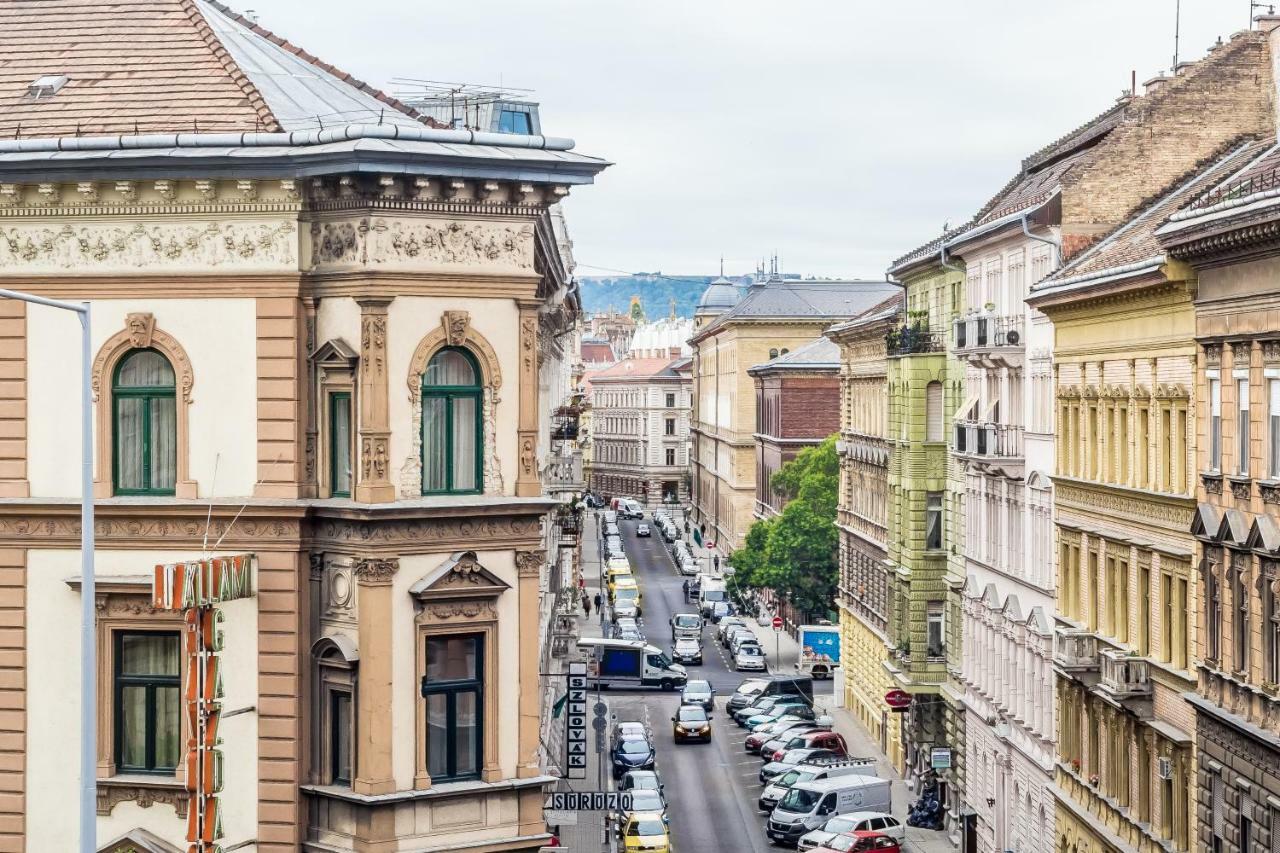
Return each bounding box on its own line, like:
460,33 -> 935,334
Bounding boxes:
717,617 -> 748,645
733,693 -> 807,726
636,523 -> 651,537
813,832 -> 902,853
735,644 -> 767,672
680,679 -> 715,712
619,769 -> 662,794
619,812 -> 670,853
797,811 -> 904,851
611,737 -> 656,778
759,747 -> 842,784
725,676 -> 771,715
605,522 -> 621,537
611,786 -> 668,826
763,730 -> 849,764
671,703 -> 712,743
757,723 -> 834,761
603,510 -> 618,524
708,600 -> 733,622
742,701 -> 815,731
758,758 -> 879,813
613,598 -> 641,620
730,631 -> 761,655
747,719 -> 825,753
611,721 -> 650,745
671,637 -> 703,665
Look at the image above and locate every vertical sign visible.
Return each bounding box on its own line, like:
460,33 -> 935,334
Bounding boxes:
152,555 -> 256,853
565,662 -> 588,779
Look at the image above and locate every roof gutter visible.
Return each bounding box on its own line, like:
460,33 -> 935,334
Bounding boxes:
1020,210 -> 1061,268
0,122 -> 577,155
939,242 -> 962,273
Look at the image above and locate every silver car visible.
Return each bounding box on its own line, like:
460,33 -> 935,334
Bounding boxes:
735,644 -> 767,672
671,637 -> 702,664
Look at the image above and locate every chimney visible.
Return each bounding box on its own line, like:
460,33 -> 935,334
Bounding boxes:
1143,73 -> 1168,95
1257,14 -> 1280,33
1174,61 -> 1195,76
669,347 -> 681,359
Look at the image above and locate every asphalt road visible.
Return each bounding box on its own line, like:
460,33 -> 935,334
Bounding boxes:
605,518 -> 827,853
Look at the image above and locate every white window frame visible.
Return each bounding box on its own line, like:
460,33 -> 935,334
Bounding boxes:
1208,372 -> 1221,472
1237,373 -> 1250,477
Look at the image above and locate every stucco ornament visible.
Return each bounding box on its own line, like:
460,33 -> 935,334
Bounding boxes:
0,220 -> 297,272
308,217 -> 534,272
126,312 -> 156,349
442,310 -> 471,347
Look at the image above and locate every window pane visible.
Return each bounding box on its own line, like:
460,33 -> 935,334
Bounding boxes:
332,691 -> 352,784
119,685 -> 148,768
423,397 -> 447,492
454,690 -> 480,776
116,350 -> 175,387
149,396 -> 177,490
451,396 -> 477,491
331,394 -> 352,496
155,685 -> 180,770
120,633 -> 179,676
426,693 -> 449,778
116,397 -> 145,491
426,636 -> 478,682
425,350 -> 476,386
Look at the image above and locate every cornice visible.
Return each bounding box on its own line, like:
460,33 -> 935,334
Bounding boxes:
1164,207 -> 1280,268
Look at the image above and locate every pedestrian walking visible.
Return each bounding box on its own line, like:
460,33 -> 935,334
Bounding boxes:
593,592 -> 602,612
582,594 -> 592,617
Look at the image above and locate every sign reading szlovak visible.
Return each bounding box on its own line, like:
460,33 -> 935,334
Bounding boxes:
152,555 -> 256,853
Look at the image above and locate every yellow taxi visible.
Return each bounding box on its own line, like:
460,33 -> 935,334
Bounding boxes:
605,564 -> 634,597
620,811 -> 672,852
610,575 -> 641,606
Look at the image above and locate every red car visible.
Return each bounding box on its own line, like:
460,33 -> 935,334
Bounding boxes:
814,831 -> 901,853
764,730 -> 847,763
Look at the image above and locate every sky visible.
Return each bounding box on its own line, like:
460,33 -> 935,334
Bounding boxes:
243,0 -> 1261,278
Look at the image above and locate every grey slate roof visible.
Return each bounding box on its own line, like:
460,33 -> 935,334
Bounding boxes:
748,337 -> 840,373
693,278 -> 900,340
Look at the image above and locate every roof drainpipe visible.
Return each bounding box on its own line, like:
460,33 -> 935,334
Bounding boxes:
1021,210 -> 1061,269
939,242 -> 961,273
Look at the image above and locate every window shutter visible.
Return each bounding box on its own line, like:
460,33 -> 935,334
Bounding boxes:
1212,773 -> 1224,837
926,382 -> 944,442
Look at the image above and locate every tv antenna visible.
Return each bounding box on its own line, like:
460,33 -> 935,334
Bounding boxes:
1253,1 -> 1276,26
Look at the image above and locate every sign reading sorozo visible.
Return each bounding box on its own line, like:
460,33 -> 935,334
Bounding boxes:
152,555 -> 256,853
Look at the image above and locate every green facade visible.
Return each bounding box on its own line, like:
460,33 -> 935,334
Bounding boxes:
885,258 -> 967,818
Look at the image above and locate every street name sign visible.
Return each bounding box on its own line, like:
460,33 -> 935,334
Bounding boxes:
565,663 -> 588,779
546,792 -> 634,811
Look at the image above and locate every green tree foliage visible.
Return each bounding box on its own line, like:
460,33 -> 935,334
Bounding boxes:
729,435 -> 839,616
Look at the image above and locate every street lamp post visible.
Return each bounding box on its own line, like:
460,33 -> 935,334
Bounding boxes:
0,289 -> 95,853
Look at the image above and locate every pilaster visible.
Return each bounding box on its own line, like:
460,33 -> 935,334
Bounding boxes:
516,304 -> 540,496
255,297 -> 305,498
353,556 -> 399,796
356,298 -> 394,503
515,549 -> 545,781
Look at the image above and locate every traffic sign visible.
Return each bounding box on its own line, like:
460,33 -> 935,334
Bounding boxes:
884,689 -> 912,711
771,616 -> 783,631
546,792 -> 634,812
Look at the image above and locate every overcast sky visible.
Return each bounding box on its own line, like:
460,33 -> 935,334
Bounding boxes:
248,0 -> 1259,278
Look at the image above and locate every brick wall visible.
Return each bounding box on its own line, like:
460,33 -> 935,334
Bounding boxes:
779,375 -> 840,438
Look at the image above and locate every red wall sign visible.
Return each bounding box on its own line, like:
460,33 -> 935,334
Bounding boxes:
884,689 -> 912,711
152,555 -> 255,853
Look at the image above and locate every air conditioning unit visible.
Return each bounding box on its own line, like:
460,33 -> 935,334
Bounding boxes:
1157,757 -> 1173,780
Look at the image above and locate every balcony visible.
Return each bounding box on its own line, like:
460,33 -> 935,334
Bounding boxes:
545,451 -> 585,495
1098,648 -> 1152,700
1054,629 -> 1099,671
953,314 -> 1024,368
551,404 -> 581,442
885,322 -> 944,356
953,421 -> 1024,475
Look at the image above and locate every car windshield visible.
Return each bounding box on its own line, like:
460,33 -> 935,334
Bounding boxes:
739,646 -> 763,656
777,770 -> 804,787
701,590 -> 727,601
779,787 -> 822,812
685,680 -> 711,693
676,706 -> 708,722
614,588 -> 639,600
674,614 -> 700,627
626,774 -> 659,790
823,816 -> 857,833
826,835 -> 859,852
628,790 -> 663,810
675,639 -> 698,649
619,740 -> 650,755
627,818 -> 665,836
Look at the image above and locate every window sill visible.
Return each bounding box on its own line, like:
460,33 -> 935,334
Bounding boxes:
97,774 -> 187,818
1226,475 -> 1252,499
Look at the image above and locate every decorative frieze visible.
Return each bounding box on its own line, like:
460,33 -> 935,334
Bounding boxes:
306,216 -> 535,274
353,556 -> 399,586
515,550 -> 545,577
97,780 -> 188,818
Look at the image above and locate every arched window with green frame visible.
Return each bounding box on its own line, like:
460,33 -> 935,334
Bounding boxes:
422,347 -> 482,494
113,349 -> 177,495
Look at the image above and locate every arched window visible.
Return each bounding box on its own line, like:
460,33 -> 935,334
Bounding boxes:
769,348 -> 779,359
422,347 -> 482,494
113,349 -> 177,495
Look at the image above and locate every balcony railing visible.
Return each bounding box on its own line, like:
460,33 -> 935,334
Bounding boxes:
551,404 -> 581,441
545,452 -> 585,493
1054,629 -> 1099,670
953,421 -> 1024,460
1099,648 -> 1151,699
885,323 -> 944,356
953,314 -> 1025,351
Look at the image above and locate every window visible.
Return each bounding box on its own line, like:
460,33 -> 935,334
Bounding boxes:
1239,377 -> 1251,476
1234,554 -> 1250,672
422,348 -> 482,494
329,690 -> 352,785
665,418 -> 676,436
1161,573 -> 1173,662
422,634 -> 483,781
769,348 -> 779,359
926,381 -> 944,442
1270,379 -> 1280,479
666,392 -> 676,408
1210,375 -> 1222,471
114,631 -> 180,774
113,350 -> 177,495
926,600 -> 944,657
497,108 -> 532,134
1138,564 -> 1150,655
329,392 -> 352,497
1267,564 -> 1280,685
925,492 -> 943,550
665,448 -> 676,466
1208,551 -> 1222,664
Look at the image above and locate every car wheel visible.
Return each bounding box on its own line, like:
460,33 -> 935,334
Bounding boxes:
660,679 -> 674,691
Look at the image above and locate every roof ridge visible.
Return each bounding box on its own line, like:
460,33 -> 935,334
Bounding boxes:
182,0 -> 278,131
199,0 -> 436,128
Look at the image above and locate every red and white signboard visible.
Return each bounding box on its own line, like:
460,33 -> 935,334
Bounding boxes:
771,616 -> 783,631
152,555 -> 255,853
885,688 -> 912,711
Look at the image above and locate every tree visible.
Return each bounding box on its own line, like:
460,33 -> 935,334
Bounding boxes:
629,294 -> 645,322
729,435 -> 839,618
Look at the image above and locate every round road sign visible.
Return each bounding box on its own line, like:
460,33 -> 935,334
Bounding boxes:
771,616 -> 783,631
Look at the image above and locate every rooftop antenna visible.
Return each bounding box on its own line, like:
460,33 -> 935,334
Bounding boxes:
719,256 -> 724,277
1173,0 -> 1181,71
1252,1 -> 1276,26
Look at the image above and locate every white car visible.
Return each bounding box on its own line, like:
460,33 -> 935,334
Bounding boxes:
798,812 -> 905,850
734,644 -> 767,672
636,523 -> 651,537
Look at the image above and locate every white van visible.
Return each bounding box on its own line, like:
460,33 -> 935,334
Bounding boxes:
765,775 -> 892,847
698,577 -> 728,616
758,758 -> 877,813
619,498 -> 644,519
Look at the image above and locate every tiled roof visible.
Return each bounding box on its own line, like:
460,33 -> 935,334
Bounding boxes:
694,278 -> 901,340
1034,138 -> 1271,294
580,342 -> 616,363
0,0 -> 428,137
748,337 -> 840,373
888,227 -> 970,275
971,147 -> 1088,227
825,291 -> 904,335
589,357 -> 685,382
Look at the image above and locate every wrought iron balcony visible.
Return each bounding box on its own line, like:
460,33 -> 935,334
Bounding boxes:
1098,648 -> 1151,699
953,314 -> 1025,351
1054,629 -> 1099,671
953,421 -> 1023,462
551,404 -> 582,441
885,323 -> 944,356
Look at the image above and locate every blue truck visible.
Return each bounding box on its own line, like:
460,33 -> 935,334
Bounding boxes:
796,625 -> 840,679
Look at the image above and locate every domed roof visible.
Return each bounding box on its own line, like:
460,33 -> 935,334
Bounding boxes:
697,276 -> 741,313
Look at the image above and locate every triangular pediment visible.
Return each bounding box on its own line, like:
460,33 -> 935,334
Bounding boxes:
410,551 -> 510,601
1190,502 -> 1220,538
981,583 -> 1001,610
310,338 -> 359,365
1217,508 -> 1249,546
100,828 -> 182,853
1002,594 -> 1023,623
1246,515 -> 1280,554
1026,605 -> 1053,636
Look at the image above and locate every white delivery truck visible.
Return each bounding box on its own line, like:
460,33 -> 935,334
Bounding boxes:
765,775 -> 892,847
577,637 -> 687,691
697,576 -> 728,616
757,757 -> 877,813
795,624 -> 841,679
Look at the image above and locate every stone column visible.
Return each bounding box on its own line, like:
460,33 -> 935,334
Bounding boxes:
516,305 -> 541,497
356,298 -> 394,503
353,556 -> 399,795
515,549 -> 544,779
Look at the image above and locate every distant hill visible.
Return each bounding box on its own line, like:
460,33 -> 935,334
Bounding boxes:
578,274 -> 754,319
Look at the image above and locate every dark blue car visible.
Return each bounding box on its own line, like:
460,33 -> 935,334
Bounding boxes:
611,737 -> 656,779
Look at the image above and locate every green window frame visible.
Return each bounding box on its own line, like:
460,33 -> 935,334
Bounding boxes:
421,347 -> 483,495
114,631 -> 181,775
421,634 -> 484,781
112,348 -> 177,496
329,391 -> 353,498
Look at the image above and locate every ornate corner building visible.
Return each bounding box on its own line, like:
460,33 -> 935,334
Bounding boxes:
0,3 -> 607,851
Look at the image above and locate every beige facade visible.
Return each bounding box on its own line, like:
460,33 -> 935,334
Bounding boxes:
0,4 -> 605,852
